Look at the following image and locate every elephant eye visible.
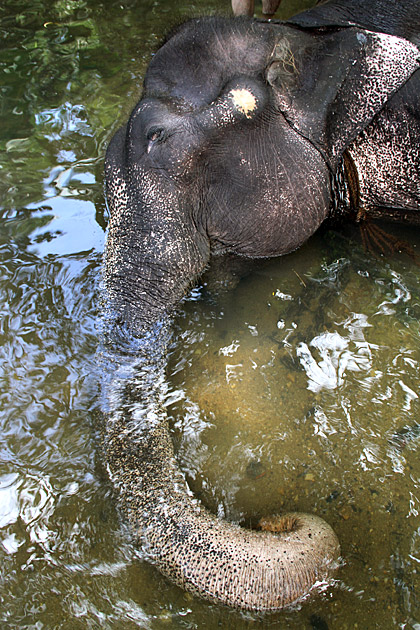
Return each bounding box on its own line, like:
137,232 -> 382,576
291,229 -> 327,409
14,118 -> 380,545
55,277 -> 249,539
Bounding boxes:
146,126 -> 166,152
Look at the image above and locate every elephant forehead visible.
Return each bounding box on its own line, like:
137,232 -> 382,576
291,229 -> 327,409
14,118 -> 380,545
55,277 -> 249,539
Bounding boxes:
143,17 -> 276,107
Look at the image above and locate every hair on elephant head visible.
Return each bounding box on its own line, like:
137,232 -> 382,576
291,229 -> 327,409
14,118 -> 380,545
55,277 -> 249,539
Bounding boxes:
102,0 -> 420,612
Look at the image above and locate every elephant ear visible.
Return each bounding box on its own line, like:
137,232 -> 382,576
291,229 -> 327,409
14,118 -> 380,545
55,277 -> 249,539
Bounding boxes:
287,0 -> 420,44
266,25 -> 420,169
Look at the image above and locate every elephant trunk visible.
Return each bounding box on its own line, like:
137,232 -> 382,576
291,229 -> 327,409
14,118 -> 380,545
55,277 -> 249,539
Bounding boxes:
102,343 -> 340,611
103,127 -> 211,337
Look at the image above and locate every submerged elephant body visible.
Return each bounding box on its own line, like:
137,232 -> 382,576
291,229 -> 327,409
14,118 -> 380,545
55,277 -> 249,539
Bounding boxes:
103,0 -> 420,612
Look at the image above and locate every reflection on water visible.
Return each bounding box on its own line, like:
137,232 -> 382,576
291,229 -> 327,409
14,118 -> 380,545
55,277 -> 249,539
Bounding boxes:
1,0 -> 420,627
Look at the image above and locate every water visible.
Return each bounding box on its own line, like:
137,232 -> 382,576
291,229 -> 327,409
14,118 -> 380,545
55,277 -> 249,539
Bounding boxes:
1,0 -> 420,628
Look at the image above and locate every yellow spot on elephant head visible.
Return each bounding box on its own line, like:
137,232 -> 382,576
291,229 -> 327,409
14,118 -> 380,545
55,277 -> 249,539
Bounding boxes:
229,88 -> 257,118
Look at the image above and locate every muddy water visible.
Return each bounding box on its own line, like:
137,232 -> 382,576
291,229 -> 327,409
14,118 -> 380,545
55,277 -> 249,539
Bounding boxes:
1,0 -> 420,628
167,228 -> 420,628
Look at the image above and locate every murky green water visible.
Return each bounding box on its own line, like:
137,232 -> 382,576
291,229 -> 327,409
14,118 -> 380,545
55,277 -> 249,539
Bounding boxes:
1,0 -> 420,628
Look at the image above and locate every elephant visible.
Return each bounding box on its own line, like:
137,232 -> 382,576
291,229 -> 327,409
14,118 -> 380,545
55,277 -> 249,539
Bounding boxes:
102,0 -> 420,612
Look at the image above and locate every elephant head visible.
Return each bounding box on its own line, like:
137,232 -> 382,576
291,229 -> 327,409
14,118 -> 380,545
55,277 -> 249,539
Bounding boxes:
104,15 -> 418,336
102,2 -> 420,611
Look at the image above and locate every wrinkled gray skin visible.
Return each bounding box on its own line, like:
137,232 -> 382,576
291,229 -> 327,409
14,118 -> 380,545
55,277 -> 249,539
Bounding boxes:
102,0 -> 420,612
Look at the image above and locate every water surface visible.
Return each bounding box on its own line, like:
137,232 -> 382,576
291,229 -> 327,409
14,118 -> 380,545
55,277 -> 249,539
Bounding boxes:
1,0 -> 420,628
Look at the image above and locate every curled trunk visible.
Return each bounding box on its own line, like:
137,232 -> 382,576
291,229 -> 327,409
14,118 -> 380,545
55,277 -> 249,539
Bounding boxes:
102,335 -> 340,611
